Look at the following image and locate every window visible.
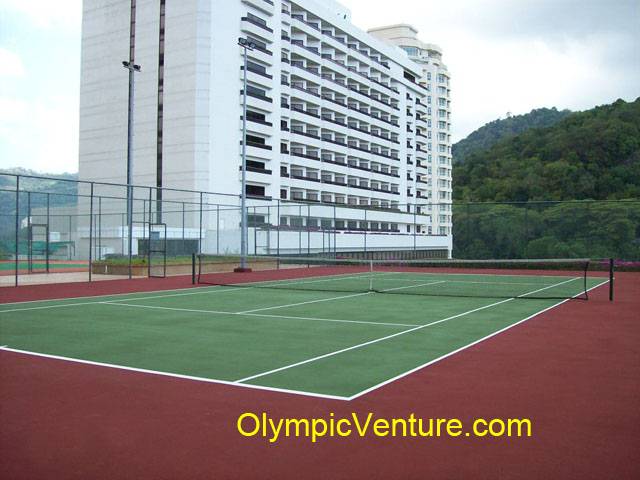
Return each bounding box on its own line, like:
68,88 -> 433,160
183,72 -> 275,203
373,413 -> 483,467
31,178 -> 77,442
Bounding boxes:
401,46 -> 419,56
246,60 -> 267,75
245,85 -> 269,100
246,184 -> 266,197
246,134 -> 266,146
246,110 -> 266,123
246,160 -> 265,171
246,12 -> 267,27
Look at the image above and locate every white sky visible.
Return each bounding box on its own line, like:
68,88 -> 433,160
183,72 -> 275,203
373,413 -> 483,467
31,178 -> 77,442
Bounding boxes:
0,0 -> 638,173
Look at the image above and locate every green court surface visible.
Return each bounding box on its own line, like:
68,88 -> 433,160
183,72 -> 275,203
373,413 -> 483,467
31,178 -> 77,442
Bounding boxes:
0,271 -> 608,400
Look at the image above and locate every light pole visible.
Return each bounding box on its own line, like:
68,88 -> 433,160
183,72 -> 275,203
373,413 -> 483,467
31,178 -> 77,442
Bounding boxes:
238,38 -> 255,271
123,60 -> 141,278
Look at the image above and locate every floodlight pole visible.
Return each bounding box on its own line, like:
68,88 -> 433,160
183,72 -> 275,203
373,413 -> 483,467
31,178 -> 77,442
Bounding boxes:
238,38 -> 255,270
123,60 -> 141,279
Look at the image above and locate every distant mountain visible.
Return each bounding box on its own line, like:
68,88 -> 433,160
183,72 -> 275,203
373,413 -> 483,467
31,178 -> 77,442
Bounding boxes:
453,98 -> 640,202
0,168 -> 78,199
0,169 -> 79,245
0,168 -> 77,185
453,107 -> 573,165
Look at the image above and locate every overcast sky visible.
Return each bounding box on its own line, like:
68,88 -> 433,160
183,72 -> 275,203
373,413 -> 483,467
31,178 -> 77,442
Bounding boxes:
0,0 -> 638,173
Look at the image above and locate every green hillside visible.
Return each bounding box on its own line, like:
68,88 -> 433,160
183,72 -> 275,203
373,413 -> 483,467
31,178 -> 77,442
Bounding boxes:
454,98 -> 640,202
452,98 -> 640,260
453,107 -> 572,165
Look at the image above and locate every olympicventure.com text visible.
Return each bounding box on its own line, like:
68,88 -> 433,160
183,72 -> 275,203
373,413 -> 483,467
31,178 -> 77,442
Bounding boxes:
237,412 -> 532,443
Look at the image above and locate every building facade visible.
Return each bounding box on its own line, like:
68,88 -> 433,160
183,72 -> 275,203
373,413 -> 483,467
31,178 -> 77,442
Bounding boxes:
79,0 -> 453,256
369,24 -> 453,236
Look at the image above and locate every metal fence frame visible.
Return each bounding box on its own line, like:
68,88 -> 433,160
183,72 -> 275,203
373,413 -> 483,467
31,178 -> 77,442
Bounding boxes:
1,172 -> 638,287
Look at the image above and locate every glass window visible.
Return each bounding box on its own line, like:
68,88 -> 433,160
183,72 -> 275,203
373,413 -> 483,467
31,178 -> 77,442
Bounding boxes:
401,46 -> 419,56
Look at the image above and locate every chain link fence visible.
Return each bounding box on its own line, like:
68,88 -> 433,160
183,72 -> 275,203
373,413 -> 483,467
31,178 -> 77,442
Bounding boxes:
452,200 -> 640,261
1,173 -> 454,286
1,173 -> 638,286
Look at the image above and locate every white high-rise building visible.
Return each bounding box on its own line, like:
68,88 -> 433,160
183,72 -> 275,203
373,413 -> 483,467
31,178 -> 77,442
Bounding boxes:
369,24 -> 453,237
79,0 -> 452,256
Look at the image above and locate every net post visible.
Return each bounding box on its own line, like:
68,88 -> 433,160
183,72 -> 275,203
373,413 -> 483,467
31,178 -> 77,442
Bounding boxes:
192,253 -> 196,285
609,258 -> 614,302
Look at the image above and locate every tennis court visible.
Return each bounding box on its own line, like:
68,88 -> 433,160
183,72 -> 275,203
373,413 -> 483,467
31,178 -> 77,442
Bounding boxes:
0,259 -> 610,399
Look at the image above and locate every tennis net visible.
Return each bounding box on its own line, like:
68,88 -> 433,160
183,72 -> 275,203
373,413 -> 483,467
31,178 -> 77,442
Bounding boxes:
196,255 -> 612,300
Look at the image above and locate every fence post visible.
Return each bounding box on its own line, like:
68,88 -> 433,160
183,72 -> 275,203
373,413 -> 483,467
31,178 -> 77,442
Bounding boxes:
182,201 -> 186,243
307,204 -> 311,257
364,207 -> 367,255
335,205 -> 339,258
27,191 -> 32,273
276,199 -> 280,263
413,203 -> 420,255
466,202 -> 471,258
121,213 -> 126,255
68,214 -> 72,260
148,187 -> 152,278
127,187 -> 133,280
192,253 -> 196,285
298,204 -> 302,255
14,176 -> 20,287
524,203 -> 528,256
89,182 -> 94,282
216,204 -> 220,255
198,192 -> 203,254
46,193 -> 50,273
98,196 -> 102,263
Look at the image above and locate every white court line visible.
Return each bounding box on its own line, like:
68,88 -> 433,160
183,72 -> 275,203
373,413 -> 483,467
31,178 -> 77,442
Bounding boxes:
379,280 -> 446,293
0,272 -> 374,314
375,270 -> 588,279
0,346 -> 349,401
348,279 -> 610,400
0,269 -> 372,307
235,277 -> 581,383
237,291 -> 373,314
0,300 -> 120,314
236,280 -> 447,314
101,302 -> 420,328
107,273 -> 378,305
518,277 -> 578,297
0,284 -> 226,306
378,278 -> 555,286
